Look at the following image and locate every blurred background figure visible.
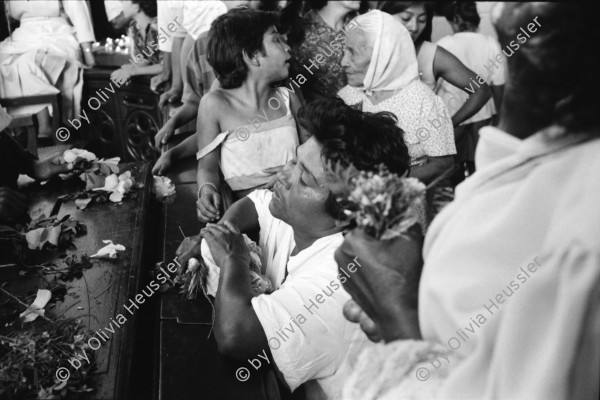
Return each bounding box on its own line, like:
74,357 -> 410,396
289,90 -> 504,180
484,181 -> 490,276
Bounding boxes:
289,0 -> 367,103
0,0 -> 95,139
111,1 -> 163,85
152,0 -> 187,107
437,1 -> 504,185
105,0 -> 131,31
380,1 -> 491,130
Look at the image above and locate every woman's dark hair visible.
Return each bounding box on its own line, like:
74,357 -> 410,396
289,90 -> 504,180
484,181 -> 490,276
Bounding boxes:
206,8 -> 279,89
443,1 -> 480,31
280,0 -> 307,47
298,97 -> 410,219
380,1 -> 433,43
131,0 -> 157,18
495,3 -> 600,133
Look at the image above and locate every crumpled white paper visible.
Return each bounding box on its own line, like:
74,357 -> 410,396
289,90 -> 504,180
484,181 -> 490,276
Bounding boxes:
93,171 -> 133,202
90,240 -> 126,259
20,289 -> 52,322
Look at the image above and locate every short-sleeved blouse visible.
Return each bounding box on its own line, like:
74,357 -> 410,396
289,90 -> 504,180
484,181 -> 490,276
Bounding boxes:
338,81 -> 456,166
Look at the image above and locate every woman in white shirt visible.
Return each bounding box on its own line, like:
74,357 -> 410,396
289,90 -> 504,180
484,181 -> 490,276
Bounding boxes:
336,3 -> 600,399
0,0 -> 95,138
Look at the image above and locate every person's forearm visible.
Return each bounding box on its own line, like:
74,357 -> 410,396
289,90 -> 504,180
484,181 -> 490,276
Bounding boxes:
169,133 -> 199,160
171,102 -> 199,130
410,158 -> 454,184
215,257 -> 266,359
161,52 -> 172,78
171,37 -> 185,90
131,64 -> 164,76
380,307 -> 422,343
451,84 -> 492,127
491,85 -> 504,119
220,197 -> 259,234
197,162 -> 220,190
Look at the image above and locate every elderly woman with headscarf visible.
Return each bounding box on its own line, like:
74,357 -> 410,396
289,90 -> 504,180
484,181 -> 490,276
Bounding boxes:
335,3 -> 600,400
338,10 -> 456,219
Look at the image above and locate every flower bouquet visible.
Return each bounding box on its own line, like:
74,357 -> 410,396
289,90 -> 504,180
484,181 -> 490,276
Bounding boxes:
327,163 -> 426,240
177,234 -> 273,300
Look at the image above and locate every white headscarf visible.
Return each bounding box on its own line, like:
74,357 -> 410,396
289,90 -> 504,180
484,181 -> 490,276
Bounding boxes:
353,10 -> 419,95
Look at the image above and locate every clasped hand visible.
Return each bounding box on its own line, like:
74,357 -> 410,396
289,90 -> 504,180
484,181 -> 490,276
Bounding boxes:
334,228 -> 424,342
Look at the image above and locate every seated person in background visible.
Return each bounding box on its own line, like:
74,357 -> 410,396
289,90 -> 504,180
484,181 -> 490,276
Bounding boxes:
0,107 -> 73,224
335,3 -> 600,399
111,0 -> 163,84
178,97 -> 411,400
0,0 -> 95,139
193,8 -> 306,222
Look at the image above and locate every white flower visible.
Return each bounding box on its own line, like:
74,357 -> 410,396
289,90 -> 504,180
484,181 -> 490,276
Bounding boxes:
90,239 -> 126,259
19,289 -> 51,322
93,171 -> 134,202
63,148 -> 97,163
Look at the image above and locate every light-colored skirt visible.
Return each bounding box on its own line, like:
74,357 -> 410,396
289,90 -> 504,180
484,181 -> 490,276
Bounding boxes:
0,16 -> 83,120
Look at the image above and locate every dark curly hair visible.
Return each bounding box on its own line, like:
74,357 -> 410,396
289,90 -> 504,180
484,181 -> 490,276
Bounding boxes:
131,0 -> 157,18
380,1 -> 434,44
206,8 -> 279,89
443,1 -> 480,31
298,97 -> 410,219
495,3 -> 600,133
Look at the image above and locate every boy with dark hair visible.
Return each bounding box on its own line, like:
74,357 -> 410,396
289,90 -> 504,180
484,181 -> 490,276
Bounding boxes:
194,7 -> 305,222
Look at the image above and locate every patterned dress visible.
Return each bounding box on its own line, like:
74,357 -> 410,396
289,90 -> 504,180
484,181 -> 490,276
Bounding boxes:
128,18 -> 161,65
291,10 -> 349,102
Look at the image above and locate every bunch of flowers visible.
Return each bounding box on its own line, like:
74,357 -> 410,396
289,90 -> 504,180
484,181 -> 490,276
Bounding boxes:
328,163 -> 426,240
176,234 -> 272,300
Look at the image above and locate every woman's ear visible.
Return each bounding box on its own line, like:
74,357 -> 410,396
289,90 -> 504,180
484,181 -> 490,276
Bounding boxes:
242,50 -> 261,67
